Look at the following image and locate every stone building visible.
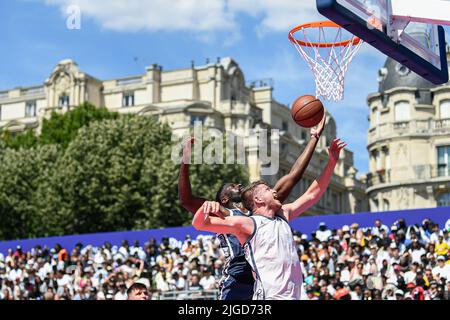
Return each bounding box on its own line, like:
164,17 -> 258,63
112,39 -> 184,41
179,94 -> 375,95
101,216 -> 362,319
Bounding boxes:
366,43 -> 450,211
0,57 -> 368,215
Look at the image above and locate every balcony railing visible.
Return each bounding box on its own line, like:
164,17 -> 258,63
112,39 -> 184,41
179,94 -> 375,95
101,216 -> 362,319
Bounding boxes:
117,77 -> 142,86
366,169 -> 391,187
367,165 -> 450,187
21,87 -> 45,96
368,119 -> 450,143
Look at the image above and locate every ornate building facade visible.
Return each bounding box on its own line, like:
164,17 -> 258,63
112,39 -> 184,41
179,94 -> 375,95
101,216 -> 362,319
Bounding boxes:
0,58 -> 368,215
366,45 -> 450,211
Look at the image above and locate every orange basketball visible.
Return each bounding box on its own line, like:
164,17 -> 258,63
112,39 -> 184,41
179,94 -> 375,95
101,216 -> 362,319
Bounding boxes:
291,95 -> 324,128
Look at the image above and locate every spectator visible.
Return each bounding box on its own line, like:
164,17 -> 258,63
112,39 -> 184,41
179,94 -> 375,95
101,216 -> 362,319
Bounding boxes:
372,219 -> 389,237
127,282 -> 149,300
435,234 -> 449,256
395,289 -> 404,300
432,256 -> 449,281
55,244 -> 69,264
188,273 -> 203,292
114,284 -> 128,300
0,219 -> 448,300
199,269 -> 215,291
429,224 -> 441,243
316,222 -> 332,242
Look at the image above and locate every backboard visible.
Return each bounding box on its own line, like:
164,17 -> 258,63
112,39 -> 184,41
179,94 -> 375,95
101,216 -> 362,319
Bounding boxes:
316,0 -> 449,84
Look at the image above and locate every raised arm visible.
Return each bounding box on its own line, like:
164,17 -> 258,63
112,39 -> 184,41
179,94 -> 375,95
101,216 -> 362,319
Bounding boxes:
192,201 -> 254,245
178,138 -> 228,217
274,113 -> 326,203
282,138 -> 346,221
178,137 -> 209,214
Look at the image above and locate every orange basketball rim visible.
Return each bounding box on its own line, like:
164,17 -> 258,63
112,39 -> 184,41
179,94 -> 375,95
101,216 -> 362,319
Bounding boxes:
288,20 -> 363,101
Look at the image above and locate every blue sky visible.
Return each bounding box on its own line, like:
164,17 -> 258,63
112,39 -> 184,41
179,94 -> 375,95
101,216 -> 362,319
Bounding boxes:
1,0 -> 449,175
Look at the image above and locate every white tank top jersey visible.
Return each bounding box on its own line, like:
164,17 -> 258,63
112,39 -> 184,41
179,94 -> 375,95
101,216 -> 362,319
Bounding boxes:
244,214 -> 303,300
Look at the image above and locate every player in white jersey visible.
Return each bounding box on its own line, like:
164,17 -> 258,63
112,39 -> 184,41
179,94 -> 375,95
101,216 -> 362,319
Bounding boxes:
192,138 -> 346,300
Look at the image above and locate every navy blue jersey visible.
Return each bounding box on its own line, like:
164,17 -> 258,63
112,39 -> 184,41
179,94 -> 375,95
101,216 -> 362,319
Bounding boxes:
217,209 -> 254,285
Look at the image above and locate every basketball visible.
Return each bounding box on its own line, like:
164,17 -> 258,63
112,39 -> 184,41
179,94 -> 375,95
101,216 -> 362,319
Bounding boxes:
291,95 -> 324,128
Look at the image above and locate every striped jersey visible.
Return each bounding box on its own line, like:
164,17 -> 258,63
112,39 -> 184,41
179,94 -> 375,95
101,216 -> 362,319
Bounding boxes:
217,209 -> 254,286
244,214 -> 303,300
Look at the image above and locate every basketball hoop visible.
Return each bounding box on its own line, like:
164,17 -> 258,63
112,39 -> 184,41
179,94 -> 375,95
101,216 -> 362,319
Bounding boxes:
289,20 -> 363,101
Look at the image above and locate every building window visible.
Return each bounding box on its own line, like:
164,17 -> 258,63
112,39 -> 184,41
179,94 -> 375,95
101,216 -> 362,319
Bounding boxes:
394,101 -> 410,122
344,165 -> 350,176
374,150 -> 382,170
122,92 -> 135,107
373,199 -> 379,212
301,131 -> 307,140
385,149 -> 391,170
190,115 -> 206,126
373,107 -> 379,126
383,200 -> 390,211
25,101 -> 37,117
332,193 -> 339,212
440,100 -> 450,119
282,121 -> 288,132
356,199 -> 362,212
59,95 -> 70,108
437,193 -> 450,207
437,146 -> 450,177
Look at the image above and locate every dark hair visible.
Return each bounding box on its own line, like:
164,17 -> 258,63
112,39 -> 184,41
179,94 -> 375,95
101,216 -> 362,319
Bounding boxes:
126,283 -> 148,297
241,181 -> 269,211
215,183 -> 232,203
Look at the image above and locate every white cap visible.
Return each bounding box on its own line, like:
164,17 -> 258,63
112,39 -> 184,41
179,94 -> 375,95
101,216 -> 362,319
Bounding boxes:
301,234 -> 308,240
395,289 -> 404,296
135,278 -> 151,289
390,243 -> 397,249
342,225 -> 350,232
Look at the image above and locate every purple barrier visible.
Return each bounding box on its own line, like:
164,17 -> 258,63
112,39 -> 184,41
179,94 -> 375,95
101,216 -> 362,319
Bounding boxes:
290,206 -> 450,239
0,207 -> 449,254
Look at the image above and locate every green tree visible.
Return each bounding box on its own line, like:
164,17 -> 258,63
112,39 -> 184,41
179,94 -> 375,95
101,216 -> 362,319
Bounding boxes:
40,116 -> 175,234
39,102 -> 119,149
0,105 -> 249,238
0,102 -> 119,151
0,145 -> 60,240
1,129 -> 38,150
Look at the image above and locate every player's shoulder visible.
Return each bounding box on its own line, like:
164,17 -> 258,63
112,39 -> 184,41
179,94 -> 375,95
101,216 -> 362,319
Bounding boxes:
229,208 -> 252,217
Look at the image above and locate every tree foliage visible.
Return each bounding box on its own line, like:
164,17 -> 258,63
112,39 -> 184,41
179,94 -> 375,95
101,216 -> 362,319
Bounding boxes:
0,145 -> 60,239
39,102 -> 119,149
0,104 -> 248,240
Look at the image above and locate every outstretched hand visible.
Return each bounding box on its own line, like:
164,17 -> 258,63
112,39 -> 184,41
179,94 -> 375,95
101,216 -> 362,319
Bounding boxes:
311,110 -> 327,138
328,138 -> 347,163
182,137 -> 195,164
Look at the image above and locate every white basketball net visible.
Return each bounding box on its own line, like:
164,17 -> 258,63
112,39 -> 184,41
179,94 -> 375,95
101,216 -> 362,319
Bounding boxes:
289,23 -> 363,101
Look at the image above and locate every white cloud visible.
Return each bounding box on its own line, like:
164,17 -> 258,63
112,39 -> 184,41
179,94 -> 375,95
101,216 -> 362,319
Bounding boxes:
228,0 -> 321,36
45,0 -> 237,32
43,0 -> 322,36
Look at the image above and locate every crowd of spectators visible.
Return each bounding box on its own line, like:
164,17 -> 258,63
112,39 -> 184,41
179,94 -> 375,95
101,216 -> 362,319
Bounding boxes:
0,217 -> 449,300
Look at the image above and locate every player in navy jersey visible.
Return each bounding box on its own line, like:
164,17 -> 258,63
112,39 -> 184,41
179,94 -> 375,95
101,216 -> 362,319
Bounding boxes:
178,114 -> 326,300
